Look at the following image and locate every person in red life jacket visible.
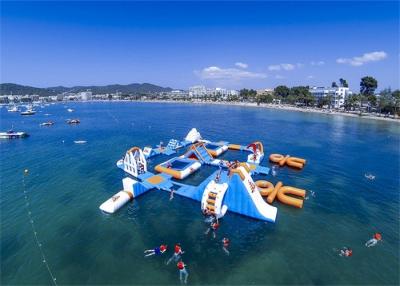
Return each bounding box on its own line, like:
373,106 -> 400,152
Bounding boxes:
144,244 -> 167,257
365,232 -> 382,247
222,237 -> 230,255
166,243 -> 185,265
205,217 -> 219,238
339,247 -> 353,257
177,261 -> 189,284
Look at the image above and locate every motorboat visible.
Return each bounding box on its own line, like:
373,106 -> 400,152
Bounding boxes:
21,106 -> 36,115
0,130 -> 29,139
7,105 -> 18,112
67,119 -> 80,124
40,121 -> 54,126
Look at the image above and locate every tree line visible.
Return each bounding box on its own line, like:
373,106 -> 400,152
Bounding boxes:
235,76 -> 399,115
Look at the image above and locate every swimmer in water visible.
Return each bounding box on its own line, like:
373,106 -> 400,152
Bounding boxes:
272,165 -> 278,177
177,261 -> 189,284
365,173 -> 375,180
205,217 -> 220,238
144,244 -> 167,257
365,233 -> 382,247
167,243 -> 184,265
222,237 -> 230,255
339,247 -> 353,257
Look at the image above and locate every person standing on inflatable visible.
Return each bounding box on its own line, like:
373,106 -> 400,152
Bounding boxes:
365,233 -> 382,247
177,261 -> 189,284
166,243 -> 184,265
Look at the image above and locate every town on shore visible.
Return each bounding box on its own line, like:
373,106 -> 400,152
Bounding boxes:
1,76 -> 399,121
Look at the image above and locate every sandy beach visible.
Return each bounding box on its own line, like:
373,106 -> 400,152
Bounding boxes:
136,99 -> 400,123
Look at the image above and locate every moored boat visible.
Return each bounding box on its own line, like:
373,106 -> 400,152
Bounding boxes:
7,105 -> 19,112
0,130 -> 29,139
66,119 -> 80,124
40,121 -> 54,126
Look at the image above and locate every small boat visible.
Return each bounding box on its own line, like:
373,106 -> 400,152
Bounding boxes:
66,119 -> 80,124
7,106 -> 19,112
0,130 -> 29,139
40,121 -> 54,126
74,140 -> 87,144
67,108 -> 74,112
20,108 -> 36,115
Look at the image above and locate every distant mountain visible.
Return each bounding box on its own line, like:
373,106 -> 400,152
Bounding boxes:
0,83 -> 173,96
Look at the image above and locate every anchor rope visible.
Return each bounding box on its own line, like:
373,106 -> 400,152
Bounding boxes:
22,171 -> 58,285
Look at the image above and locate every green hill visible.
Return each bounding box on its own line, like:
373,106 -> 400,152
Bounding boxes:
0,83 -> 173,96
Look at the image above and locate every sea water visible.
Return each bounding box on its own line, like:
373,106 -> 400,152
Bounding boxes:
1,102 -> 399,285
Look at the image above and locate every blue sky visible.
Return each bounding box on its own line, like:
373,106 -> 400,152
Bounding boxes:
1,1 -> 399,91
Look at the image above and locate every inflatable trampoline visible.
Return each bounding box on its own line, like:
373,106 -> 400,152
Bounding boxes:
205,143 -> 228,157
155,157 -> 201,179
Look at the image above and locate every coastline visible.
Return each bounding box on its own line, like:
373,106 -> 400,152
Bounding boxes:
134,99 -> 400,123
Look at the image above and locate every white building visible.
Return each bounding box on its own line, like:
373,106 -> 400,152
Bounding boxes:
189,85 -> 206,97
309,86 -> 352,109
79,91 -> 92,101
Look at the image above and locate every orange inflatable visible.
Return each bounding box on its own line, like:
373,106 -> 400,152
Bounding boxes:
256,180 -> 306,208
269,154 -> 306,169
255,180 -> 274,197
267,181 -> 282,204
277,186 -> 306,208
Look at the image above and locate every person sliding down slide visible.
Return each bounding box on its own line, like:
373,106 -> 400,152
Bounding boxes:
144,244 -> 167,257
166,243 -> 184,265
365,233 -> 382,247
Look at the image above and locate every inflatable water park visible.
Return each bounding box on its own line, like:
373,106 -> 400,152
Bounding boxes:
100,128 -> 308,222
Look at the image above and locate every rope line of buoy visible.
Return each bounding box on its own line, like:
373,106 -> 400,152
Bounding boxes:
22,170 -> 58,286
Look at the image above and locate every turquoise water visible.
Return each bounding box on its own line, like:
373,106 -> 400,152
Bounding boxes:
1,102 -> 399,285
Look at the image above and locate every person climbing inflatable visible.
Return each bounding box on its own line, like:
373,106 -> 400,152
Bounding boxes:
144,244 -> 167,257
365,233 -> 382,247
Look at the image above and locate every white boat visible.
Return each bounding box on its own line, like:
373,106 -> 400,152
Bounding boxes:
67,108 -> 74,112
7,106 -> 18,112
0,130 -> 29,139
21,105 -> 36,115
74,140 -> 87,144
40,121 -> 54,126
20,109 -> 36,115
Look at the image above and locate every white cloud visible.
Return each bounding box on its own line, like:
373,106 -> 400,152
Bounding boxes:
307,75 -> 314,79
336,51 -> 387,66
310,61 -> 325,66
268,65 -> 281,71
268,63 -> 301,71
196,66 -> 267,80
235,62 -> 248,69
275,75 -> 285,79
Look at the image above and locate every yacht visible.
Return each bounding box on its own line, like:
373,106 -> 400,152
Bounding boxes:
0,130 -> 29,139
7,105 -> 18,112
21,105 -> 36,115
